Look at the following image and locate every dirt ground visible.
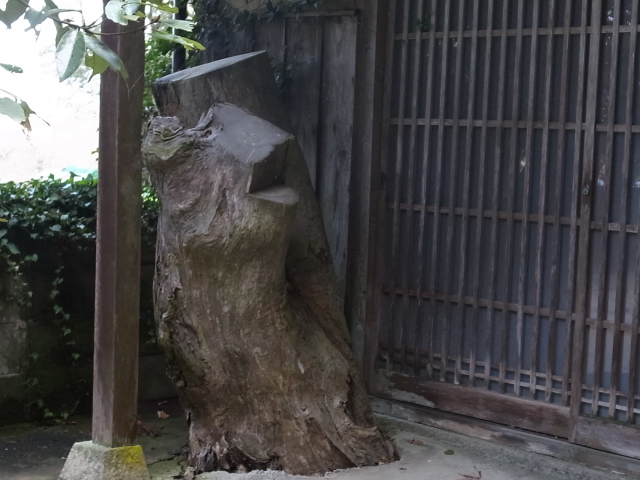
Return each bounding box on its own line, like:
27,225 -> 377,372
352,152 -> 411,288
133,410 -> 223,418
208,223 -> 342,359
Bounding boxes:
0,398 -> 631,480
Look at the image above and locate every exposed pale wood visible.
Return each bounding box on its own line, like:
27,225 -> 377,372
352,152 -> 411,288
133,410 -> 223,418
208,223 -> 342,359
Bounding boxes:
375,372 -> 570,438
92,13 -> 145,448
146,54 -> 395,473
370,397 -> 640,478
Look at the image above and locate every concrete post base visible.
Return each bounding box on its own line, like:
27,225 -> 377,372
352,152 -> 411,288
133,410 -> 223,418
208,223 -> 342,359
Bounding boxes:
59,441 -> 150,480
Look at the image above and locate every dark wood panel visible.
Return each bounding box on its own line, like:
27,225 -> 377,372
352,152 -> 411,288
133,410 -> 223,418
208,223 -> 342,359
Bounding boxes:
371,397 -> 640,479
317,16 -> 358,294
575,417 -> 640,460
374,371 -> 570,438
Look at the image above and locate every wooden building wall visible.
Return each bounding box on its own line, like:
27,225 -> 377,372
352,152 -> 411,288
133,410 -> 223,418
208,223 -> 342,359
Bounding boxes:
199,7 -> 360,300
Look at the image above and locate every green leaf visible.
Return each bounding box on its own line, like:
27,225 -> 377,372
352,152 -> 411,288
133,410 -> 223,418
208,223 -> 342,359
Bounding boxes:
25,7 -> 78,31
105,0 -> 127,25
85,52 -> 109,79
123,1 -> 141,15
0,63 -> 23,73
6,242 -> 20,255
162,18 -> 195,32
0,229 -> 5,238
0,97 -> 26,123
0,0 -> 30,28
83,33 -> 129,79
444,450 -> 455,456
56,29 -> 86,81
151,31 -> 205,51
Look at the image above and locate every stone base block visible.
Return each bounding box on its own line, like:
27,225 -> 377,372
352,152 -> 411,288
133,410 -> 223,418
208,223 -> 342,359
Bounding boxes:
59,441 -> 150,480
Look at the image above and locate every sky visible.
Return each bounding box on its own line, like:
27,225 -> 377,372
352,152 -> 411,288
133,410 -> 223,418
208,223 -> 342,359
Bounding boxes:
0,0 -> 103,182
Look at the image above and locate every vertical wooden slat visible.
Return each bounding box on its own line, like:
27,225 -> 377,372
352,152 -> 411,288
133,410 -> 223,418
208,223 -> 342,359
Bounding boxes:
545,0 -> 572,404
363,0 -> 393,391
443,0 -> 466,384
399,0 -> 427,372
500,0 -> 525,393
562,0 -> 589,408
629,232 -> 640,424
570,0 -> 603,441
413,0 -> 438,378
430,0 -> 452,382
612,0 -> 638,420
515,0 -> 541,398
385,0 -> 411,370
592,0 -> 621,417
370,0 -> 398,381
484,0 -> 509,390
531,0 -> 556,400
626,3 -> 640,423
471,0 -> 495,387
456,0 -> 480,385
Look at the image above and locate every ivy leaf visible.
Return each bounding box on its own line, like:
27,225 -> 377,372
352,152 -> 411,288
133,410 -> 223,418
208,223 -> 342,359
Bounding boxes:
0,229 -> 6,238
6,242 -> 20,255
56,29 -> 86,81
83,33 -> 129,79
151,31 -> 205,51
0,63 -> 23,73
0,0 -> 30,28
0,97 -> 26,123
85,52 -> 109,79
162,19 -> 195,32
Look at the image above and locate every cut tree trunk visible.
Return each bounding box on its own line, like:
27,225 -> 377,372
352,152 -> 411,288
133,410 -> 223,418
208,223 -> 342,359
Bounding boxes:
142,52 -> 396,475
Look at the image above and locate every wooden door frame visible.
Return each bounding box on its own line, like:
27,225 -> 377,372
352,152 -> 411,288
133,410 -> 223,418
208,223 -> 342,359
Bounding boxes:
362,0 -> 640,460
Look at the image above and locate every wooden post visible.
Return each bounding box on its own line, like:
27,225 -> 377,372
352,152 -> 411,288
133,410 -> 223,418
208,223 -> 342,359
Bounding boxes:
92,10 -> 145,448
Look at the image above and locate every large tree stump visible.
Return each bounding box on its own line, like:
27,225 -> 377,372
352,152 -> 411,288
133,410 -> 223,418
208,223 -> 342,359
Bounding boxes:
142,53 -> 395,474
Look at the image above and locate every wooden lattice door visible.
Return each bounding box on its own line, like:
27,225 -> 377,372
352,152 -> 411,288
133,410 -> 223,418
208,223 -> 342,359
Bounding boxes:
368,0 -> 640,458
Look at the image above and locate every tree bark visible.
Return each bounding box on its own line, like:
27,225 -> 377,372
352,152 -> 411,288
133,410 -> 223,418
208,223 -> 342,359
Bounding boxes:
142,53 -> 395,475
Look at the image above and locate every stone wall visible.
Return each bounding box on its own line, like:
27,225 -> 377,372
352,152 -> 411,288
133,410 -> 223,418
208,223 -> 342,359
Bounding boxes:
0,237 -> 174,426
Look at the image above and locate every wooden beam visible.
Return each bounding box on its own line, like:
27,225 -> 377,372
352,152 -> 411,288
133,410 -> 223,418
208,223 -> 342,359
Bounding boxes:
92,9 -> 145,448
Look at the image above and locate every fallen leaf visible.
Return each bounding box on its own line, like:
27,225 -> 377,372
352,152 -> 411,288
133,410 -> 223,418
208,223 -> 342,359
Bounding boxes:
157,410 -> 170,419
407,438 -> 425,446
444,449 -> 455,455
